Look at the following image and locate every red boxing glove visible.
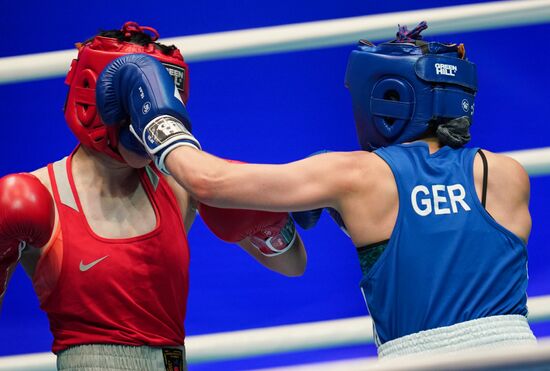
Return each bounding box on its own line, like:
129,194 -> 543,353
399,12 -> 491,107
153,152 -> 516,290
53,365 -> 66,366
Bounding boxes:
0,173 -> 55,297
198,204 -> 297,257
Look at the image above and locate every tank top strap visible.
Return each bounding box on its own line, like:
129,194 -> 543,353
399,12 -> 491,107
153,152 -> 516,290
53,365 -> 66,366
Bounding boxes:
47,157 -> 78,212
458,145 -> 480,173
143,165 -> 161,192
141,165 -> 185,222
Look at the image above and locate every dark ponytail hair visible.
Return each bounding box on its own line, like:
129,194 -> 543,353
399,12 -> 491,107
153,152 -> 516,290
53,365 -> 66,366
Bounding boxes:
428,116 -> 472,148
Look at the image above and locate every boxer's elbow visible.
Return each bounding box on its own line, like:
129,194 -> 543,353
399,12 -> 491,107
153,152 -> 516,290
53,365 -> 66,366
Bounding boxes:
167,158 -> 213,203
185,171 -> 219,205
288,239 -> 307,277
271,237 -> 307,277
281,261 -> 306,277
185,169 -> 232,208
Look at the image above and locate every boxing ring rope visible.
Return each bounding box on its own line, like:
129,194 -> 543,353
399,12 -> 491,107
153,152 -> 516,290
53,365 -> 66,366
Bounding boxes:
260,339 -> 550,370
1,0 -> 550,84
503,147 -> 550,176
1,2 -> 549,370
1,294 -> 549,369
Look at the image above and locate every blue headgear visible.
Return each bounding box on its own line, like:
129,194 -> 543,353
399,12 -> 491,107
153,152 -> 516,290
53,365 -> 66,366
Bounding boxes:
345,22 -> 477,151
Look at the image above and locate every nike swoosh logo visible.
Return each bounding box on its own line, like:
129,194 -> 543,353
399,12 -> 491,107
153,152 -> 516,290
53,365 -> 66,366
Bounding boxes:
79,255 -> 109,272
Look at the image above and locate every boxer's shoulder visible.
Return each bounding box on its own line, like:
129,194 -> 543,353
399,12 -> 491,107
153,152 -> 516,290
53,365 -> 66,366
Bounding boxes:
161,173 -> 196,231
326,150 -> 397,212
473,149 -> 531,242
28,161 -> 63,236
30,165 -> 54,197
474,149 -> 530,198
19,165 -> 58,276
338,150 -> 396,191
161,173 -> 189,202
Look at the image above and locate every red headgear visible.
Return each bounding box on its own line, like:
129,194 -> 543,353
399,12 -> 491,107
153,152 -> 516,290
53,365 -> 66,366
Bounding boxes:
64,21 -> 190,161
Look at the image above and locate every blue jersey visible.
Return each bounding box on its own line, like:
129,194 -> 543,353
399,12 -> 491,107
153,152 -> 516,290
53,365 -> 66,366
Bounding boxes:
361,143 -> 528,345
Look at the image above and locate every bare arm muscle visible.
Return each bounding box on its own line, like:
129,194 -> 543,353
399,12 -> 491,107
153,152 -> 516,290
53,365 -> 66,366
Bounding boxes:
165,147 -> 370,213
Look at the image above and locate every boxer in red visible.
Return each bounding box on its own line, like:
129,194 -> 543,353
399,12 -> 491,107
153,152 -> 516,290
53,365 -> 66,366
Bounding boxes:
0,22 -> 306,371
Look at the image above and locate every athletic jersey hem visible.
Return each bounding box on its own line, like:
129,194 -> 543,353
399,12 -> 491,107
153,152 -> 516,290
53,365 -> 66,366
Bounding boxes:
377,314 -> 535,358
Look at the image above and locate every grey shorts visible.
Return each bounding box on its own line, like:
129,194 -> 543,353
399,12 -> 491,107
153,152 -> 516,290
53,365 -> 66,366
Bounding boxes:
378,315 -> 536,358
57,343 -> 187,371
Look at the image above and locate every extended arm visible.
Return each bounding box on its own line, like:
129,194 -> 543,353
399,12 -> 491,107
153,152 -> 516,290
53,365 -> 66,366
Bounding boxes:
95,54 -> 368,215
165,146 -> 367,213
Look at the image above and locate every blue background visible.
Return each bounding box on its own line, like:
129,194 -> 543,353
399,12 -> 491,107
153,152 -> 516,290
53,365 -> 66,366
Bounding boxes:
0,0 -> 549,369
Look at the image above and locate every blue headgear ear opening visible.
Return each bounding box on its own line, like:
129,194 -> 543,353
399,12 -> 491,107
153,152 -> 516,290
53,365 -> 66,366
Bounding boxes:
370,78 -> 414,140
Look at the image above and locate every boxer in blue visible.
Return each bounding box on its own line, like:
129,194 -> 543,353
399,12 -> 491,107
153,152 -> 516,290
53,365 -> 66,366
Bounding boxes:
98,22 -> 536,357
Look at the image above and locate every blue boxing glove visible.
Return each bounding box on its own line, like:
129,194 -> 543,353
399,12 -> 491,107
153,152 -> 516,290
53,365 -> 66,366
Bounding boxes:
291,150 -> 350,237
292,207 -> 350,237
325,207 -> 350,237
292,208 -> 323,230
96,54 -> 200,174
119,127 -> 148,157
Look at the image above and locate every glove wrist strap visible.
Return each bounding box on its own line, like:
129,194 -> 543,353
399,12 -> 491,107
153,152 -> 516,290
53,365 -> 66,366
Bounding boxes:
129,115 -> 201,175
251,217 -> 297,257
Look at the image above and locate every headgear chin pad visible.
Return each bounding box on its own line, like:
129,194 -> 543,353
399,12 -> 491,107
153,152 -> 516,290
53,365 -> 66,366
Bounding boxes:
344,22 -> 478,151
64,21 -> 190,162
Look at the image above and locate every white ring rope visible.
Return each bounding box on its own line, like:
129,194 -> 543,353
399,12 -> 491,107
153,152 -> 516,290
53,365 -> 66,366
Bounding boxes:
503,147 -> 550,176
260,338 -> 550,370
0,294 -> 549,369
183,294 -> 550,363
0,0 -> 549,84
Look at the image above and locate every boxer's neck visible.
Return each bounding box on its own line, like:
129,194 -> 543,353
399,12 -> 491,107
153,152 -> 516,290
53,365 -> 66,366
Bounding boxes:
406,137 -> 443,154
421,137 -> 443,154
73,145 -> 140,194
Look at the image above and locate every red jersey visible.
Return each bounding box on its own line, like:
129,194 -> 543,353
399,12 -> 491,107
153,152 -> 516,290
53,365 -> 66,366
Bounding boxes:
33,152 -> 190,353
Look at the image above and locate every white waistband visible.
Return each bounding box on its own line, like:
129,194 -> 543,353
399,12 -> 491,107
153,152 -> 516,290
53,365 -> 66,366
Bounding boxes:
378,315 -> 536,359
57,343 -> 187,371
